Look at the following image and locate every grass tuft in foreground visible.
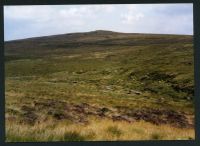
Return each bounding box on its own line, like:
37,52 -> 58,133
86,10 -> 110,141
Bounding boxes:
6,118 -> 194,141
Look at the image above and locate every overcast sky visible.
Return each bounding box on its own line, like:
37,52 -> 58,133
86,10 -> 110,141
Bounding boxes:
4,4 -> 193,41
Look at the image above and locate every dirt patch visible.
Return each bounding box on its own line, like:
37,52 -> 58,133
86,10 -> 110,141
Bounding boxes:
140,71 -> 176,82
124,108 -> 192,128
19,105 -> 38,125
171,84 -> 194,96
11,99 -> 194,128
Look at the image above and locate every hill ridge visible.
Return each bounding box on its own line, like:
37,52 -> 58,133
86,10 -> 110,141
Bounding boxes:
6,30 -> 192,43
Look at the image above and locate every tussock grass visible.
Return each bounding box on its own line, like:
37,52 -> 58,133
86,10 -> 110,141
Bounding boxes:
107,126 -> 122,137
150,133 -> 164,140
6,118 -> 194,141
63,131 -> 86,141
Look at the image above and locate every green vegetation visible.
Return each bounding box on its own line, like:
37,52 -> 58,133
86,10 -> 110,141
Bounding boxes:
63,131 -> 86,141
5,30 -> 194,141
107,126 -> 122,137
151,133 -> 164,140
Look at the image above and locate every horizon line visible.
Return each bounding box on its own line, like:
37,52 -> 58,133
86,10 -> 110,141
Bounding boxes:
5,30 -> 193,42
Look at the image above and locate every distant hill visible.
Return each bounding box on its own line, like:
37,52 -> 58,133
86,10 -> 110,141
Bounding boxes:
5,30 -> 193,51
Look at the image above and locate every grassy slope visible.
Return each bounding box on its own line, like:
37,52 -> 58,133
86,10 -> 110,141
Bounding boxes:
6,118 -> 194,142
5,30 -> 194,141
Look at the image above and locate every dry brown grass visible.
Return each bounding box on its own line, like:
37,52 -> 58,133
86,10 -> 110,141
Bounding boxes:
6,117 -> 195,142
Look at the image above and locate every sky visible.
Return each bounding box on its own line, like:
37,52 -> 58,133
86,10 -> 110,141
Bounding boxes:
4,4 -> 193,41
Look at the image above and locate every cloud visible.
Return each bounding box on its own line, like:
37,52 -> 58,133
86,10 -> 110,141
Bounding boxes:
120,4 -> 193,34
4,4 -> 193,41
4,5 -> 94,40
